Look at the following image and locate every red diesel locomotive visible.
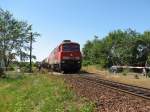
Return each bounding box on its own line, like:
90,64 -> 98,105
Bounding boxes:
47,40 -> 82,72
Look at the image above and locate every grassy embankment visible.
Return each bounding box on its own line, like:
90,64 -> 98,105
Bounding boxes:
0,73 -> 94,112
82,65 -> 150,89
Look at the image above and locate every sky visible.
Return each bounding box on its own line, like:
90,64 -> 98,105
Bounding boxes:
0,0 -> 150,61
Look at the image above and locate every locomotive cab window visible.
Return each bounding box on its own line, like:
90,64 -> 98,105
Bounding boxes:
58,46 -> 61,51
62,44 -> 80,51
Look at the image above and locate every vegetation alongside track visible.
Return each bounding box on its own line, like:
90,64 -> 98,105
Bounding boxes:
0,8 -> 40,76
82,30 -> 150,68
0,73 -> 94,112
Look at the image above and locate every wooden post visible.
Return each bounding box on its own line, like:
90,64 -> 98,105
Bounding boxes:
29,32 -> 33,73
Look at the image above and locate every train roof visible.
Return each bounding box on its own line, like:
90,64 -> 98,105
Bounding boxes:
61,40 -> 79,45
49,40 -> 80,54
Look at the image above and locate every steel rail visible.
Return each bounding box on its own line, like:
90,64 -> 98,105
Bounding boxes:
73,74 -> 150,100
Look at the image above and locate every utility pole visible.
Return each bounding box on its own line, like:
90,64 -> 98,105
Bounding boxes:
29,32 -> 33,73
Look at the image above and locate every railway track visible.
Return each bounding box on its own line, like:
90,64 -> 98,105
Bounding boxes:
71,73 -> 150,100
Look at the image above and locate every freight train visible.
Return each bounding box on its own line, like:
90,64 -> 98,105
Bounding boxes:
42,40 -> 82,73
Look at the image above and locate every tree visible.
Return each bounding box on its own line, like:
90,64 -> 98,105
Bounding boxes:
82,29 -> 150,68
132,31 -> 150,66
0,8 -> 40,74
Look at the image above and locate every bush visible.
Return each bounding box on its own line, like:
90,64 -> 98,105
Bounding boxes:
122,69 -> 130,76
18,62 -> 30,72
21,66 -> 30,72
134,74 -> 139,79
0,68 -> 5,78
147,71 -> 150,78
7,64 -> 15,71
82,60 -> 92,66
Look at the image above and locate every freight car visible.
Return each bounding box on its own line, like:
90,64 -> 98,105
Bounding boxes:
48,40 -> 82,73
41,58 -> 49,69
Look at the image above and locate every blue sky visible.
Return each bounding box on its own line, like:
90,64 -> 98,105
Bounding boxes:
1,0 -> 150,61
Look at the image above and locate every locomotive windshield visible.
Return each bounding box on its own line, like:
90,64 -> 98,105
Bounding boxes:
62,44 -> 80,51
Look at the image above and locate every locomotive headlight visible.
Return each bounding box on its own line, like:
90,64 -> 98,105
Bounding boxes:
77,61 -> 81,63
61,60 -> 65,63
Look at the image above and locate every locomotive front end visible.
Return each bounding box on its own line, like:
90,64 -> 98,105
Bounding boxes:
60,42 -> 82,72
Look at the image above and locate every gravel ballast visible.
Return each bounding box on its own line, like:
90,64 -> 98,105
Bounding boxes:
64,76 -> 150,112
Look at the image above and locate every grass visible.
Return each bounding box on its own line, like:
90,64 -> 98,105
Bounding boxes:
0,73 -> 94,112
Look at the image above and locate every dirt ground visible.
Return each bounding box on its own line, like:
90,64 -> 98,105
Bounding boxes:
64,76 -> 150,112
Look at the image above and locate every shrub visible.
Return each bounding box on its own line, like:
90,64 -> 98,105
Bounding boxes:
147,71 -> 150,78
122,69 -> 130,76
20,66 -> 30,72
134,74 -> 139,79
18,62 -> 32,73
7,64 -> 15,71
0,68 -> 5,78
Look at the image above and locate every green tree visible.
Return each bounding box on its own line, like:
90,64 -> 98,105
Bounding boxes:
82,29 -> 150,68
0,8 -> 40,73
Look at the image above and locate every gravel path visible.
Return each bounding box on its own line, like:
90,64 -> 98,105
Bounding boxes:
64,76 -> 150,112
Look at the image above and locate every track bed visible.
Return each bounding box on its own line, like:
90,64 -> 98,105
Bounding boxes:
63,73 -> 150,112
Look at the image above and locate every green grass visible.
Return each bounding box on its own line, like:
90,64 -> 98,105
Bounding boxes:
0,73 -> 94,112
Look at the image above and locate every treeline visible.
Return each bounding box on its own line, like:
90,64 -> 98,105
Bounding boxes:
0,8 -> 39,74
82,29 -> 150,68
